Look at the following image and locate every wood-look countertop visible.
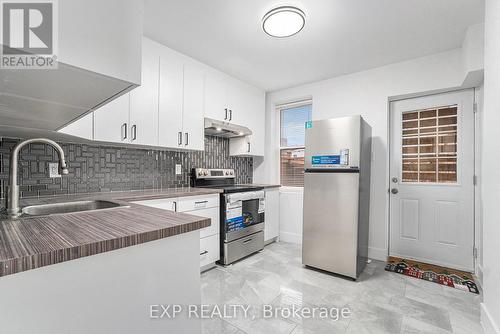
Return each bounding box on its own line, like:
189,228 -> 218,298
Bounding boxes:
0,188 -> 222,277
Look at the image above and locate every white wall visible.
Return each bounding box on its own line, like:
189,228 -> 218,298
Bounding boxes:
255,37 -> 484,260
481,1 -> 500,333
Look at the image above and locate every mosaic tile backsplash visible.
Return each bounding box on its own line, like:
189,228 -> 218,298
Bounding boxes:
0,136 -> 253,202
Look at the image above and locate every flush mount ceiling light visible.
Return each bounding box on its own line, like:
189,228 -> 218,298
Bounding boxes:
262,6 -> 305,38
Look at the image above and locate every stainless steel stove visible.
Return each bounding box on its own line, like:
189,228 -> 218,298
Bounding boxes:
192,168 -> 265,265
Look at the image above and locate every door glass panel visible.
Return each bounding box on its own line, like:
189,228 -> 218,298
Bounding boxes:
401,105 -> 457,183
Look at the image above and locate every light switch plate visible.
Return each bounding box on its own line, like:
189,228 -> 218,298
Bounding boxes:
175,164 -> 182,175
48,163 -> 61,178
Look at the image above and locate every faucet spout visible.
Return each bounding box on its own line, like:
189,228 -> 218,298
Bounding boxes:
6,138 -> 69,218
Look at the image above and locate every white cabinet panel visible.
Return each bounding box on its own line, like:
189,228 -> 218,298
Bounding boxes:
58,112 -> 93,140
264,188 -> 280,242
191,207 -> 220,239
204,73 -> 228,121
200,234 -> 220,269
93,94 -> 130,144
182,63 -> 205,151
159,49 -> 184,148
129,38 -> 160,146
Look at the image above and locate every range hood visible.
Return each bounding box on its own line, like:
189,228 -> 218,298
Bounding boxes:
204,118 -> 252,138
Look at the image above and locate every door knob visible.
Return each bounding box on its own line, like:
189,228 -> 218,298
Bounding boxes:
391,188 -> 399,194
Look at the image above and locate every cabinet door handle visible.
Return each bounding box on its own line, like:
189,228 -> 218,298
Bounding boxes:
224,108 -> 228,120
173,202 -> 177,212
121,123 -> 127,141
200,250 -> 208,256
185,132 -> 189,146
247,142 -> 251,153
229,110 -> 233,121
178,132 -> 183,145
131,125 -> 137,141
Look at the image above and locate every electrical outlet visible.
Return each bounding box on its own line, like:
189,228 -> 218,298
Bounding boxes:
48,163 -> 61,178
175,164 -> 182,175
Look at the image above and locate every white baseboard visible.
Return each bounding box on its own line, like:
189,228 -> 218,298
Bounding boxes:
368,247 -> 388,261
481,303 -> 500,334
279,231 -> 302,244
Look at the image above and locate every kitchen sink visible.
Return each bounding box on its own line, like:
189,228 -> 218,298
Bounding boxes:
22,200 -> 126,216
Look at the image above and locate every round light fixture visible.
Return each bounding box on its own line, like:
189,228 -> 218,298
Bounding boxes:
262,6 -> 305,38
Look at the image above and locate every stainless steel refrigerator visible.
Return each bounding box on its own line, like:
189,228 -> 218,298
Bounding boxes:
302,115 -> 372,280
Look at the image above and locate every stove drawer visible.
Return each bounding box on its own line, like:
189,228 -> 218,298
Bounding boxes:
177,194 -> 219,212
221,231 -> 264,265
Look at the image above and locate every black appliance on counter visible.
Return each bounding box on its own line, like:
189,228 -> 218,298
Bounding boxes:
191,168 -> 265,265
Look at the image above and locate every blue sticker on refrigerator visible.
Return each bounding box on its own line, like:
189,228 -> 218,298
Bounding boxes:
312,155 -> 341,165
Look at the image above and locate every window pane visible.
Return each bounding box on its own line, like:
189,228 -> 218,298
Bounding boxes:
401,105 -> 457,183
280,148 -> 305,187
280,104 -> 312,147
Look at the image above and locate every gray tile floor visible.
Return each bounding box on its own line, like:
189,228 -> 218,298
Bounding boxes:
201,242 -> 483,334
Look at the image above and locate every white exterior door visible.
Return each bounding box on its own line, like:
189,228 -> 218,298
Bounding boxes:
389,90 -> 474,271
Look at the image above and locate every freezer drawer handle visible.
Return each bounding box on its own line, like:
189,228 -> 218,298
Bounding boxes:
195,200 -> 208,205
200,250 -> 208,256
242,238 -> 253,244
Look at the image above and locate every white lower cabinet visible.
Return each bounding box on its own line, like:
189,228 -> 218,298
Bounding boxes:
264,188 -> 280,243
131,198 -> 176,211
132,194 -> 221,271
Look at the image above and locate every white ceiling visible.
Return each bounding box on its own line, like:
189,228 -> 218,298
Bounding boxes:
144,0 -> 484,92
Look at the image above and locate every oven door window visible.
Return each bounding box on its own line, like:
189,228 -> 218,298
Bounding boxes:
225,198 -> 264,233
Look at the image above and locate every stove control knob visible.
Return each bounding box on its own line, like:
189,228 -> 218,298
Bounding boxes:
203,171 -> 208,176
230,171 -> 234,175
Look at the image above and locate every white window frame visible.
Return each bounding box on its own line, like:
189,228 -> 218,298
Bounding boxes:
276,100 -> 312,188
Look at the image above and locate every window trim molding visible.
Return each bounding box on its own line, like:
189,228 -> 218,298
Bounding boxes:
277,100 -> 312,187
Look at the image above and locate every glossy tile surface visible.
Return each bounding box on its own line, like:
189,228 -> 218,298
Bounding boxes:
201,242 -> 483,334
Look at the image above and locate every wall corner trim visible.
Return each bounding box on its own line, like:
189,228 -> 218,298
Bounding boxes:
482,303 -> 500,334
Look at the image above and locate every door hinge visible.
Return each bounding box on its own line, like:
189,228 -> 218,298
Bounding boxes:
473,174 -> 478,186
473,247 -> 478,259
473,102 -> 478,113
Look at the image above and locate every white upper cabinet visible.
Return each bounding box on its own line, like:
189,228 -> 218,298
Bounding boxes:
6,0 -> 142,132
129,38 -> 160,146
58,113 -> 94,140
204,73 -> 228,122
94,94 -> 130,144
58,0 -> 142,85
229,84 -> 265,156
182,63 -> 206,151
59,37 -> 264,154
159,48 -> 184,148
226,79 -> 247,124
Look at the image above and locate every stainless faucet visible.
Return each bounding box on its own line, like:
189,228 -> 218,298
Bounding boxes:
5,138 -> 69,218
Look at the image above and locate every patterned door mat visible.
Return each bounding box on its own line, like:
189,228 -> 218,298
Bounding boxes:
385,256 -> 479,294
